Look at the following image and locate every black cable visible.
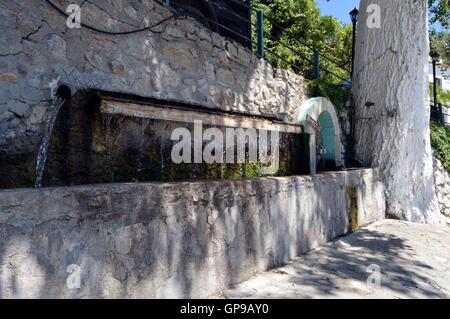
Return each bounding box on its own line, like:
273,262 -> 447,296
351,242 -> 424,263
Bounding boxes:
156,0 -> 252,43
263,14 -> 351,73
264,47 -> 305,75
264,32 -> 351,83
264,32 -> 315,65
219,0 -> 253,11
320,66 -> 352,85
43,0 -> 349,84
223,0 -> 329,54
42,0 -> 175,35
190,0 -> 350,74
246,2 -> 351,74
206,0 -> 253,24
263,41 -> 350,85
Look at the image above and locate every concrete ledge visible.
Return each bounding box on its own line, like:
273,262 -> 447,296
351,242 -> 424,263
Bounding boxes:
101,97 -> 303,134
0,169 -> 385,298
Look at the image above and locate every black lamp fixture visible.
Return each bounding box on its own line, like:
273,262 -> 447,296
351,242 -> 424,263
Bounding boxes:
349,8 -> 359,23
431,51 -> 440,63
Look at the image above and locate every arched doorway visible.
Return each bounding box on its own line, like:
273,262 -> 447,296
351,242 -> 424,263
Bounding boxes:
297,97 -> 342,174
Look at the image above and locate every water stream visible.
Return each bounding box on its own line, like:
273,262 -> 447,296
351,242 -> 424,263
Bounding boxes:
34,96 -> 66,188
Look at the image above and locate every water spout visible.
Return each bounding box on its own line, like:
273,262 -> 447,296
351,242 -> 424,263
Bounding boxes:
34,85 -> 72,188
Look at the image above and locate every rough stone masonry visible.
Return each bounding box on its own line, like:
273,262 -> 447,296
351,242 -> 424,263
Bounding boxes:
0,0 -> 306,179
433,157 -> 450,217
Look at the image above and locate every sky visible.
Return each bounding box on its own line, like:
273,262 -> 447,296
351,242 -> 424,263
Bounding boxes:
316,0 -> 444,31
316,0 -> 448,78
316,0 -> 360,24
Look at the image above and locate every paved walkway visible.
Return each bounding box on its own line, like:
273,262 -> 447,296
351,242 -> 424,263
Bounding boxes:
224,220 -> 450,299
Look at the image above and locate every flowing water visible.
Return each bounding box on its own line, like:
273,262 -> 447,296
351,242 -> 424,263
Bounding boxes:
34,96 -> 65,188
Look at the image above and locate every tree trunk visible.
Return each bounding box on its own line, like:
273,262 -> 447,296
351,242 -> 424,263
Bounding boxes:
353,0 -> 443,224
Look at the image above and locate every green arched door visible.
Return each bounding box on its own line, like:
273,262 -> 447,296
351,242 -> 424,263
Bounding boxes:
317,111 -> 336,170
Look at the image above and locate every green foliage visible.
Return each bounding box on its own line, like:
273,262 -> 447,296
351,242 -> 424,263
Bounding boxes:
253,0 -> 352,84
430,83 -> 450,105
308,77 -> 350,109
221,162 -> 266,179
252,1 -> 448,82
430,31 -> 450,69
429,0 -> 449,29
431,122 -> 450,172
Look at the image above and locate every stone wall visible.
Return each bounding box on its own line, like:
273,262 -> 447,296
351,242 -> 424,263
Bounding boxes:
0,0 -> 306,166
0,169 -> 385,298
433,157 -> 450,217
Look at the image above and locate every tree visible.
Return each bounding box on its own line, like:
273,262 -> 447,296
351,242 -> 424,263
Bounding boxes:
430,30 -> 450,69
428,1 -> 449,70
253,0 -> 352,83
429,0 -> 449,29
353,0 -> 443,224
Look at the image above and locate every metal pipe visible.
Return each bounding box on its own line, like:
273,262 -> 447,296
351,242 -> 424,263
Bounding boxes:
256,10 -> 264,57
351,20 -> 356,80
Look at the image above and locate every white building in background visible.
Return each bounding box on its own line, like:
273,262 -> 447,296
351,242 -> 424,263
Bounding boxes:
428,63 -> 450,92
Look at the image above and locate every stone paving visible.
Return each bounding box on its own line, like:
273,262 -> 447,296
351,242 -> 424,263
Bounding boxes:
224,219 -> 450,299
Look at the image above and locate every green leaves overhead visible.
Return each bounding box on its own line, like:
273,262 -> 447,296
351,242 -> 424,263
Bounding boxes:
252,0 -> 352,83
430,31 -> 450,68
429,0 -> 450,30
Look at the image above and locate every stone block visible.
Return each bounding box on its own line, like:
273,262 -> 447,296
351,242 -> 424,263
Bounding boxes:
0,169 -> 385,298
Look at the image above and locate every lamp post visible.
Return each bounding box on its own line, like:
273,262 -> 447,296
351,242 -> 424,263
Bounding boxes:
349,8 -> 359,81
348,8 -> 359,164
246,0 -> 252,50
431,52 -> 440,111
